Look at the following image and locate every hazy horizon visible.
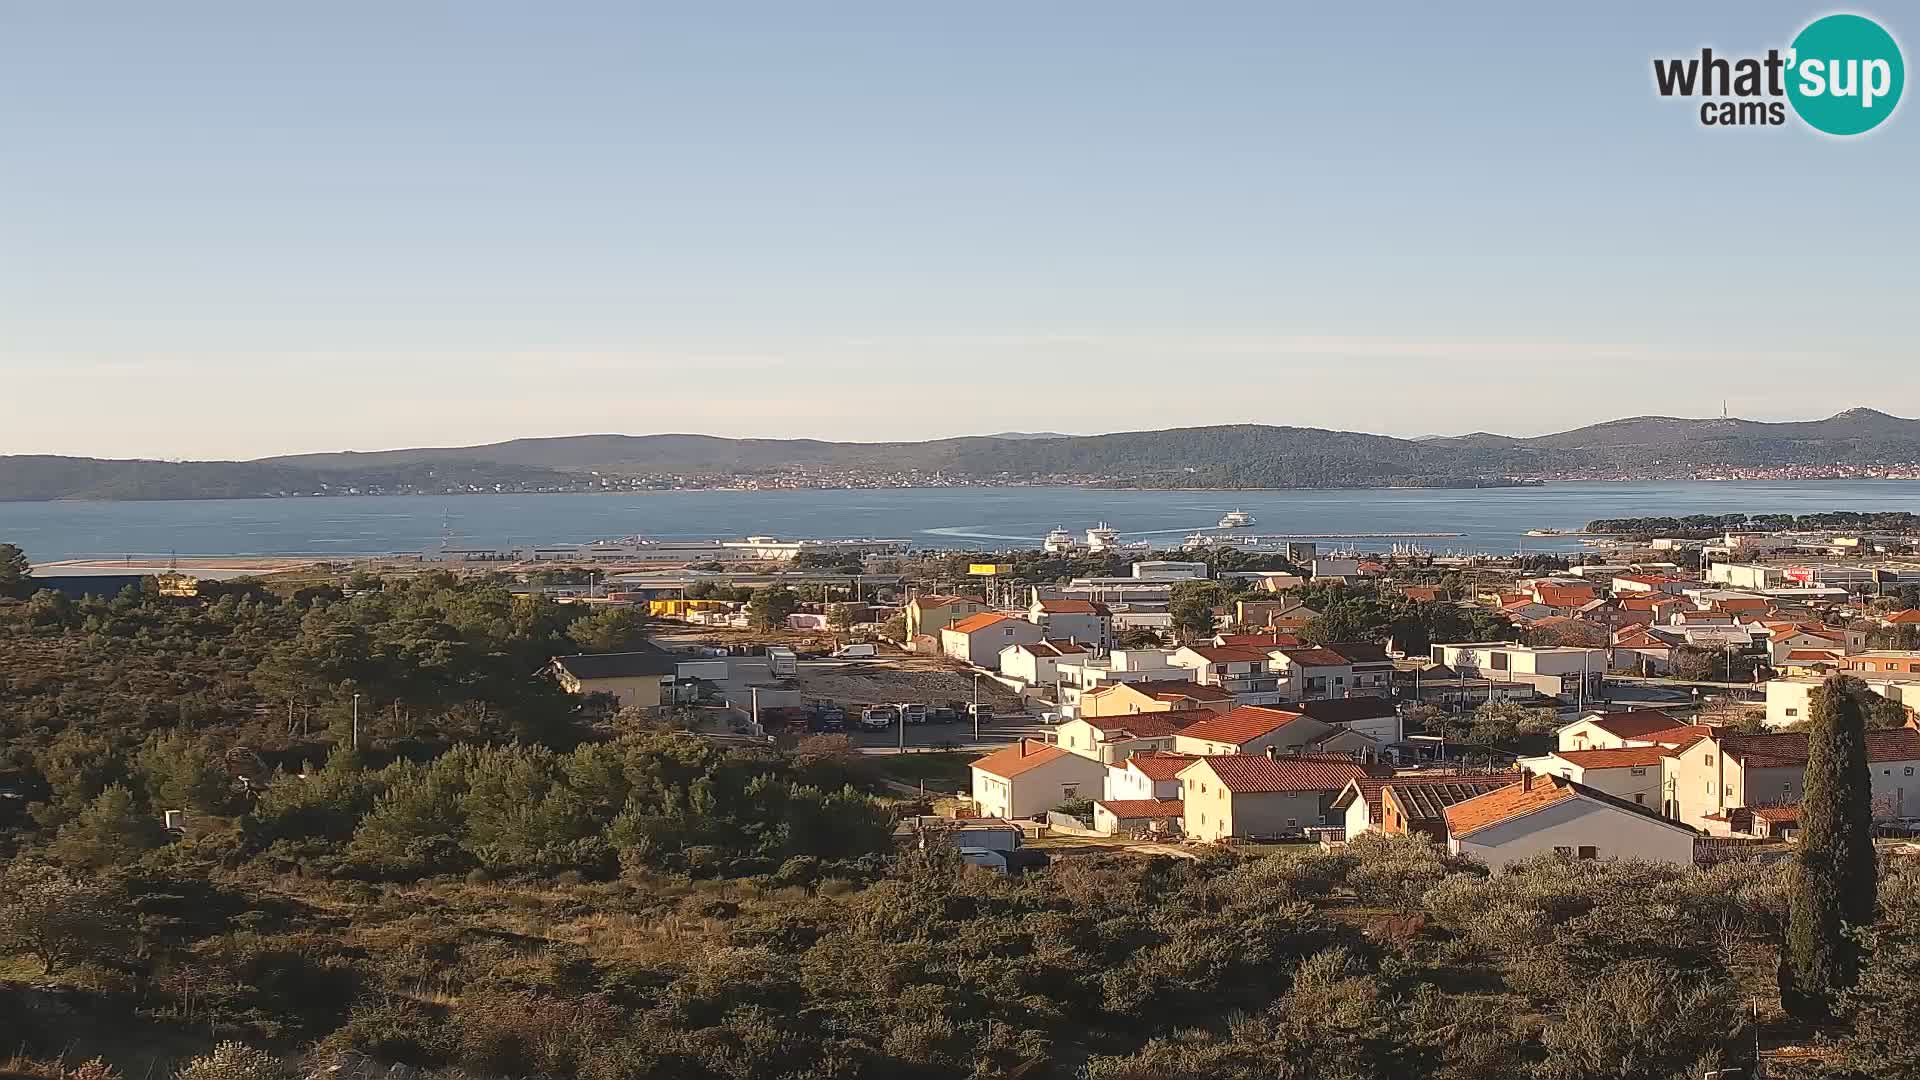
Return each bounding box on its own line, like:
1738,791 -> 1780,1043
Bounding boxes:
5,2 -> 1916,459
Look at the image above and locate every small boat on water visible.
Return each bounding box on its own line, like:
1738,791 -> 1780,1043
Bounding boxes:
1218,508 -> 1256,528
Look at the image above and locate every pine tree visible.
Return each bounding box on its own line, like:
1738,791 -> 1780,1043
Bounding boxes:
1782,674 -> 1878,1020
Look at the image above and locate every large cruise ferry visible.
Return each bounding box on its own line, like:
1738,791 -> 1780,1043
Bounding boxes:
1042,527 -> 1076,553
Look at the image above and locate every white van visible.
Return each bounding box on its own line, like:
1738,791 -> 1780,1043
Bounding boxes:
834,643 -> 879,659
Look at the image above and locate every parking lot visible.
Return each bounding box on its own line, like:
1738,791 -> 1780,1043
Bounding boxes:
843,712 -> 1055,753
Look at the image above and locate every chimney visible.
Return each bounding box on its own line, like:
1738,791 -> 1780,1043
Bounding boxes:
1521,771 -> 1534,792
1266,745 -> 1279,760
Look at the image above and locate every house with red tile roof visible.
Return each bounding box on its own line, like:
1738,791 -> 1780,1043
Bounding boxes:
940,612 -> 1044,668
905,594 -> 988,640
998,639 -> 1091,686
1172,706 -> 1375,759
1553,709 -> 1687,752
1880,609 -> 1920,628
1054,709 -> 1215,765
1663,724 -> 1920,832
1179,755 -> 1385,842
1215,630 -> 1304,649
1442,773 -> 1699,870
1079,679 -> 1234,718
1103,750 -> 1198,802
1027,596 -> 1113,651
1517,746 -> 1671,809
1530,582 -> 1598,611
1332,771 -> 1524,841
969,739 -> 1108,820
1169,644 -> 1286,703
1093,798 -> 1186,836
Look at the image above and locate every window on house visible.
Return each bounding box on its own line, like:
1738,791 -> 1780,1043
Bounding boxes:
1704,754 -> 1714,765
1785,708 -> 1799,717
1635,793 -> 1646,804
1062,785 -> 1078,799
1578,846 -> 1598,860
1784,783 -> 1793,795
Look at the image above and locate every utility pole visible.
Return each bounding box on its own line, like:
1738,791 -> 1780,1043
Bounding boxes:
973,673 -> 982,741
351,693 -> 360,751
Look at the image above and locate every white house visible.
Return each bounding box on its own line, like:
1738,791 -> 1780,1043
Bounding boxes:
1295,697 -> 1404,744
1332,773 -> 1523,841
1443,774 -> 1699,871
998,639 -> 1091,687
1267,646 -> 1359,701
1027,596 -> 1114,651
969,739 -> 1109,820
1102,750 -> 1195,801
1180,755 -> 1378,842
1554,709 -> 1688,752
1430,642 -> 1606,702
941,613 -> 1045,669
1055,709 -> 1213,764
1516,747 -> 1669,810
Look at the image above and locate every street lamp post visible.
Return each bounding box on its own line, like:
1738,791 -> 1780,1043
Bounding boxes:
351,692 -> 360,751
973,673 -> 982,741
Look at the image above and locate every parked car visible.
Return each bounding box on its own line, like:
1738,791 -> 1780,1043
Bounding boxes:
810,704 -> 847,733
928,704 -> 959,724
833,643 -> 879,659
966,702 -> 996,724
1036,710 -> 1065,725
899,702 -> 928,725
860,705 -> 898,731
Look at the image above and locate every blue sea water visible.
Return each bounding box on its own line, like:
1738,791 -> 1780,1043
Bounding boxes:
5,480 -> 1920,564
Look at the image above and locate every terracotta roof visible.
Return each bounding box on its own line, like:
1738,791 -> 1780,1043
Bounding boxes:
1444,774 -> 1693,839
1577,709 -> 1686,740
1184,754 -> 1379,794
1749,804 -> 1801,823
1614,574 -> 1671,587
1535,585 -> 1597,607
1125,751 -> 1199,780
1886,610 -> 1920,625
1176,705 -> 1309,746
1784,649 -> 1845,663
1550,747 -> 1671,768
1403,587 -> 1444,603
970,739 -> 1075,779
1095,799 -> 1185,819
1273,646 -> 1353,668
1036,598 -> 1110,615
1724,728 -> 1920,770
1180,645 -> 1274,663
1080,709 -> 1214,739
1639,723 -> 1724,749
1613,630 -> 1672,649
946,612 -> 1012,634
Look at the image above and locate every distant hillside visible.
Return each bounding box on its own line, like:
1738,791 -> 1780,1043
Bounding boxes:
4,409 -> 1918,501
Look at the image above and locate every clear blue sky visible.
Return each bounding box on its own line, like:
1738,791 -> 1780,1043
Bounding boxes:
2,1 -> 1914,458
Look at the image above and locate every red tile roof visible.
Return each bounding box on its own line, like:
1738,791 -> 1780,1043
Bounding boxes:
1176,705 -> 1308,746
1724,728 -> 1920,769
1579,709 -> 1686,740
1217,631 -> 1304,648
946,612 -> 1012,635
1784,649 -> 1845,663
1403,587 -> 1444,603
1185,754 -> 1379,794
1273,646 -> 1353,668
1095,799 -> 1185,819
1125,751 -> 1199,780
1332,772 -> 1523,823
1147,683 -> 1235,703
1017,639 -> 1089,657
1886,610 -> 1920,625
970,739 -> 1076,779
1444,774 -> 1698,839
1080,709 -> 1214,739
1036,599 -> 1110,615
1534,585 -> 1597,608
1550,747 -> 1672,768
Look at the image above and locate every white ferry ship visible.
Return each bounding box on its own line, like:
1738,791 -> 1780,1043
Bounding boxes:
1218,508 -> 1256,528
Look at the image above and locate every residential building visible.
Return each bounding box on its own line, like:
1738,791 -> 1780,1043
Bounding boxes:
1518,747 -> 1669,809
905,594 -> 988,640
1028,595 -> 1114,650
1172,706 -> 1375,759
1054,709 -> 1214,764
1312,557 -> 1362,582
1555,709 -> 1688,752
1845,650 -> 1920,677
1429,642 -> 1606,702
1170,644 -> 1287,704
1295,697 -> 1404,743
969,739 -> 1109,820
1663,726 -> 1920,831
1268,646 -> 1358,700
1326,642 -> 1395,696
941,613 -> 1045,668
1130,560 -> 1209,581
1443,773 -> 1699,870
1333,772 -> 1522,841
1708,562 -> 1789,591
1093,799 -> 1186,836
894,816 -> 1024,852
1103,750 -> 1195,801
1079,679 -> 1234,717
1610,627 -> 1677,675
549,651 -> 679,709
1764,675 -> 1920,729
1180,755 -> 1382,842
998,640 -> 1091,687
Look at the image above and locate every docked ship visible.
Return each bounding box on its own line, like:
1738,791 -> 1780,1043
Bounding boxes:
1524,527 -> 1566,537
1042,527 -> 1076,554
1218,508 -> 1256,528
1085,523 -> 1121,552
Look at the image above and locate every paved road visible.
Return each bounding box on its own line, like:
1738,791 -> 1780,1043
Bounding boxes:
848,715 -> 1056,753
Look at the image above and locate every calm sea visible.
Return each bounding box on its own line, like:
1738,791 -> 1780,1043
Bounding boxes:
6,480 -> 1920,564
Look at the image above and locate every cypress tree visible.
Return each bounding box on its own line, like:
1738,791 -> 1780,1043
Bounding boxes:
1781,674 -> 1878,1020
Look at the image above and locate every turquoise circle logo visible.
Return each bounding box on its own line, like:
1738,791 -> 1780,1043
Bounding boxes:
1786,14 -> 1904,135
